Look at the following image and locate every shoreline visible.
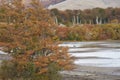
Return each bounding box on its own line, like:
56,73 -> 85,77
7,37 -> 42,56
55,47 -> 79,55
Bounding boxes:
62,65 -> 120,80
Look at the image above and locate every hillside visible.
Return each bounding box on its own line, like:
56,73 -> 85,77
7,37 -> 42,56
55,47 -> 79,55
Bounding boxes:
48,0 -> 120,10
42,0 -> 65,7
23,0 -> 65,7
0,0 -> 65,7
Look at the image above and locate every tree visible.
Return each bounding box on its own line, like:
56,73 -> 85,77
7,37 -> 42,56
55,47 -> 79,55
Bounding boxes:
0,0 -> 73,80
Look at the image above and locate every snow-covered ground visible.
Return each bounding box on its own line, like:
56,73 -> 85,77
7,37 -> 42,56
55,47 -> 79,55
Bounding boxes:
59,41 -> 120,67
0,51 -> 7,55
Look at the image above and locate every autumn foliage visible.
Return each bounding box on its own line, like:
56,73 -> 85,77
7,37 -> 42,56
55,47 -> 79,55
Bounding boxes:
56,24 -> 120,41
0,0 -> 73,80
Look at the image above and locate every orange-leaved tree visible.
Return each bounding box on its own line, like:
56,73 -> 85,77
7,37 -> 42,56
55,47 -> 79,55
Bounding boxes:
0,0 -> 73,80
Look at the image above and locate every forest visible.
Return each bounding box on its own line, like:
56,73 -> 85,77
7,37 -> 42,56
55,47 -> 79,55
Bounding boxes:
50,8 -> 120,25
50,8 -> 120,41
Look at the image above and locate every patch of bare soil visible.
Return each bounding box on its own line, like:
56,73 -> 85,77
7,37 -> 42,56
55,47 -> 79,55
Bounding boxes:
61,65 -> 120,80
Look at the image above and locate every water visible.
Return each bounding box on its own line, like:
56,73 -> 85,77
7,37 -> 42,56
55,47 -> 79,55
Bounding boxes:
59,41 -> 120,67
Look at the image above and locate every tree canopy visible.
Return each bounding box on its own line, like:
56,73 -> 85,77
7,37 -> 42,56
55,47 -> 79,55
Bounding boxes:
0,0 -> 73,80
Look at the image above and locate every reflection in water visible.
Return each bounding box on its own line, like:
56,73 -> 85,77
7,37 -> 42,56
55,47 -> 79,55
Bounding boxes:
59,41 -> 120,67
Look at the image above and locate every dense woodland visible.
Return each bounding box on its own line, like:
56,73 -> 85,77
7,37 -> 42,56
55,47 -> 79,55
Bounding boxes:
50,8 -> 120,26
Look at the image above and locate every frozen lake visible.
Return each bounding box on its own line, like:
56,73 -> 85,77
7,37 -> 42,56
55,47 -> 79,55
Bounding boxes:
59,41 -> 120,67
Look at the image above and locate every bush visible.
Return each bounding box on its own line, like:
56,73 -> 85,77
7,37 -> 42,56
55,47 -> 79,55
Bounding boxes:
56,24 -> 120,41
0,61 -> 61,80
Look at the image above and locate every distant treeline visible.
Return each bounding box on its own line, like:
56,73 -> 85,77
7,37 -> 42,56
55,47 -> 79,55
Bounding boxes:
50,8 -> 120,26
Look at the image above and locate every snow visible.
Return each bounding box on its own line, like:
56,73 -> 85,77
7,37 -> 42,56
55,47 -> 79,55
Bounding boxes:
60,41 -> 120,67
0,51 -> 7,55
74,58 -> 120,67
70,50 -> 120,59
